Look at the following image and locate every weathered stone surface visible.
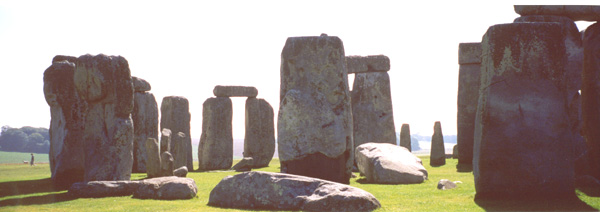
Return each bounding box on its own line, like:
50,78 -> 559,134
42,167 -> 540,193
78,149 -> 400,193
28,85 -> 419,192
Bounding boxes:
346,55 -> 390,73
231,157 -> 254,172
173,166 -> 188,177
52,55 -> 77,64
132,82 -> 158,173
351,71 -> 396,149
437,179 -> 458,190
457,43 -> 481,166
475,23 -> 574,198
171,132 -> 188,169
582,23 -> 600,180
160,128 -> 171,154
399,124 -> 411,151
44,58 -> 87,188
279,34 -> 353,184
160,96 -> 193,171
514,5 -> 600,22
160,152 -> 174,177
430,121 -> 446,166
244,98 -> 275,168
453,145 -> 459,159
198,97 -> 233,171
74,54 -> 134,182
355,143 -> 427,184
213,85 -> 258,97
145,138 -> 161,178
133,176 -> 197,200
208,171 -> 380,211
132,76 -> 151,92
68,180 -> 138,198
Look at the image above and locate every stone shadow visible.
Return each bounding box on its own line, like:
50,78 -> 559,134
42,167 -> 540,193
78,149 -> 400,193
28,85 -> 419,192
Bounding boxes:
0,192 -> 75,207
456,163 -> 473,173
474,194 -> 598,211
0,178 -> 63,198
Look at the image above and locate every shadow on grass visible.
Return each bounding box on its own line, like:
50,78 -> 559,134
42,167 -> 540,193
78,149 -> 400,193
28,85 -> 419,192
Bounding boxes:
456,163 -> 473,173
0,191 -> 76,207
0,178 -> 65,198
474,195 -> 598,211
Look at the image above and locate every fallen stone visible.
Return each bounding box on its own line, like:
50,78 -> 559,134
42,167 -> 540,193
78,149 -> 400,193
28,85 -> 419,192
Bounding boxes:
355,143 -> 427,184
132,76 -> 151,92
213,85 -> 258,97
132,78 -> 158,173
208,171 -> 381,211
161,152 -> 174,177
231,157 -> 254,172
198,97 -> 233,171
437,179 -> 459,190
145,138 -> 161,178
133,176 -> 197,200
457,43 -> 481,167
430,121 -> 446,166
160,96 -> 193,171
69,180 -> 139,198
173,166 -> 188,177
399,124 -> 411,151
244,98 -> 275,168
346,55 -> 390,73
514,5 -> 600,22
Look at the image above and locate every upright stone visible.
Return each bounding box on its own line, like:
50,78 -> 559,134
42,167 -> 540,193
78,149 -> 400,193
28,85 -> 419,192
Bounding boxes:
172,132 -> 188,169
145,138 -> 161,178
350,55 -> 396,149
198,97 -> 233,170
160,152 -> 174,177
160,96 -> 193,171
160,128 -> 171,154
278,34 -> 353,184
583,23 -> 600,180
457,43 -> 481,166
44,57 -> 87,188
74,54 -> 134,182
430,121 -> 446,166
244,98 -> 275,168
475,23 -> 574,198
131,76 -> 159,173
399,124 -> 411,151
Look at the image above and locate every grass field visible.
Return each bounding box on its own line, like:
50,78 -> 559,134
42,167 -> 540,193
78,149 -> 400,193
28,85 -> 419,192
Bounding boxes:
0,157 -> 599,211
0,151 -> 49,164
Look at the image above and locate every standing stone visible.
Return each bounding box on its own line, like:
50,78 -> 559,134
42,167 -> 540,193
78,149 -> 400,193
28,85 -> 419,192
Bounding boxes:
44,57 -> 87,188
399,124 -> 411,151
244,98 -> 275,168
160,96 -> 193,171
172,132 -> 188,169
198,97 -> 233,171
145,138 -> 161,178
160,128 -> 171,154
350,56 -> 396,149
278,34 -> 353,184
74,54 -> 134,182
131,76 -> 159,173
161,152 -> 174,177
457,43 -> 481,166
583,23 -> 600,180
475,23 -> 574,198
430,121 -> 446,167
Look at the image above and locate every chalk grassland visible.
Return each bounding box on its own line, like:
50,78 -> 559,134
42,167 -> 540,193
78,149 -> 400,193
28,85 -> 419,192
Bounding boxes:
0,157 -> 599,211
0,151 -> 49,164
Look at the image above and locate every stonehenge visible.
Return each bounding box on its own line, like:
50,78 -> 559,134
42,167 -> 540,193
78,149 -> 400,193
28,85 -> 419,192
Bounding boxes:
131,76 -> 159,173
198,97 -> 233,171
456,42 -> 481,167
278,34 -> 353,184
244,97 -> 275,168
160,96 -> 193,171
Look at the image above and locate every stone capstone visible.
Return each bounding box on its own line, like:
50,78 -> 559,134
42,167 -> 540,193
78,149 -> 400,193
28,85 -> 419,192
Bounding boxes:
346,55 -> 390,73
52,55 -> 77,64
160,96 -> 193,171
213,85 -> 258,97
131,77 -> 158,173
278,35 -> 353,184
208,171 -> 381,211
514,5 -> 600,22
68,177 -> 198,200
132,76 -> 151,92
198,97 -> 233,171
430,121 -> 446,166
457,42 -> 481,166
244,98 -> 275,168
355,143 -> 427,184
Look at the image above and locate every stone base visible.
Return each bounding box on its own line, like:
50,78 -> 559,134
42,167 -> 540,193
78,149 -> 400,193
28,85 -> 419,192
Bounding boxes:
430,157 -> 446,167
281,152 -> 350,184
53,169 -> 84,189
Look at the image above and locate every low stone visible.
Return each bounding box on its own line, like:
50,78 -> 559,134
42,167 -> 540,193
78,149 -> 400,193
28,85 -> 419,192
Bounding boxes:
68,180 -> 139,198
346,55 -> 390,73
231,157 -> 254,172
52,55 -> 77,64
160,128 -> 171,154
132,76 -> 151,92
430,121 -> 446,166
133,176 -> 197,200
145,138 -> 161,178
437,179 -> 458,190
213,85 -> 258,97
399,124 -> 411,151
208,171 -> 381,211
161,152 -> 174,177
173,166 -> 188,177
355,143 -> 427,184
514,5 -> 600,22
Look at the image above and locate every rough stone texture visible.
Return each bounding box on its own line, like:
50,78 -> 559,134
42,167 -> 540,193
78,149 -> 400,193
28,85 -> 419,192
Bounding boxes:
173,166 -> 188,177
351,71 -> 396,149
133,176 -> 197,200
68,180 -> 139,198
244,98 -> 275,168
453,145 -> 459,159
399,124 -> 411,151
160,128 -> 171,154
208,171 -> 380,211
430,121 -> 446,166
198,97 -> 233,171
74,54 -> 134,182
231,157 -> 254,172
278,35 -> 353,184
437,179 -> 458,190
172,132 -> 188,169
355,143 -> 427,184
213,85 -> 258,97
457,43 -> 481,166
346,55 -> 390,73
132,76 -> 151,92
514,5 -> 600,22
474,23 -> 574,198
582,23 -> 600,180
160,96 -> 193,171
52,55 -> 77,64
131,77 -> 158,173
145,138 -> 161,178
160,152 -> 174,177
44,58 -> 87,188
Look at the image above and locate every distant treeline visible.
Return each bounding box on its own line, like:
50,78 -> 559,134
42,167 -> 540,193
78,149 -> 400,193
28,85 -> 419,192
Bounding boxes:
0,126 -> 49,154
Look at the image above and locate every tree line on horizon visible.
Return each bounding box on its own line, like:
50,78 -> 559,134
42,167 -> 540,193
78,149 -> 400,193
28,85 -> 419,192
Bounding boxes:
0,126 -> 49,154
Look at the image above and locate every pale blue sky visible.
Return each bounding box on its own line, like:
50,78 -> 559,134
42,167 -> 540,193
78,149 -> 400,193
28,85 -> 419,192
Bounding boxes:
0,0 -> 595,139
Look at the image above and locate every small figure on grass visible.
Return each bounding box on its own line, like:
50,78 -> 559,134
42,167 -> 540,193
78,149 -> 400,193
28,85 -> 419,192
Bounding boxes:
30,153 -> 35,166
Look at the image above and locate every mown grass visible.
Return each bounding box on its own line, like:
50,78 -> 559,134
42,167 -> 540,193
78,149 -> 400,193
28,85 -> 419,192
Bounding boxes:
0,157 -> 598,211
0,151 -> 48,164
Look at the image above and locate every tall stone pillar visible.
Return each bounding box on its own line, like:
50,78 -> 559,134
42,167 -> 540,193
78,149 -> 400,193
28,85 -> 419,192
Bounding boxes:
457,43 -> 481,167
198,97 -> 233,170
244,97 -> 275,168
430,121 -> 445,166
160,96 -> 193,171
583,23 -> 600,180
399,124 -> 411,151
131,76 -> 158,173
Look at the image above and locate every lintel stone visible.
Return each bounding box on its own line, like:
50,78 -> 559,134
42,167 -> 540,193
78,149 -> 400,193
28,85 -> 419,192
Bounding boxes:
213,85 -> 258,97
346,55 -> 390,73
514,5 -> 600,21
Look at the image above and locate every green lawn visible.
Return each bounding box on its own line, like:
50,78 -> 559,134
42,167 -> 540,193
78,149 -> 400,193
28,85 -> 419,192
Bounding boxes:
0,157 -> 598,211
0,151 -> 48,164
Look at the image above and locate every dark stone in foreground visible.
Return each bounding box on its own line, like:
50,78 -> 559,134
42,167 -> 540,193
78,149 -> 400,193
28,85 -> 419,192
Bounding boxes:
281,152 -> 351,184
582,23 -> 600,180
208,171 -> 380,211
69,177 -> 197,200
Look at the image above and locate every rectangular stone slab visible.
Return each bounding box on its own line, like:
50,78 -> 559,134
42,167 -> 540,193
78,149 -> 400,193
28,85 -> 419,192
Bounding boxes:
514,5 -> 600,21
346,55 -> 390,73
213,85 -> 258,97
458,43 -> 481,65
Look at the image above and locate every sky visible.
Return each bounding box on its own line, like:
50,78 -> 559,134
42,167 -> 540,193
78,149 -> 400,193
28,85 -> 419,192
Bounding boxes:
0,1 -> 596,140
